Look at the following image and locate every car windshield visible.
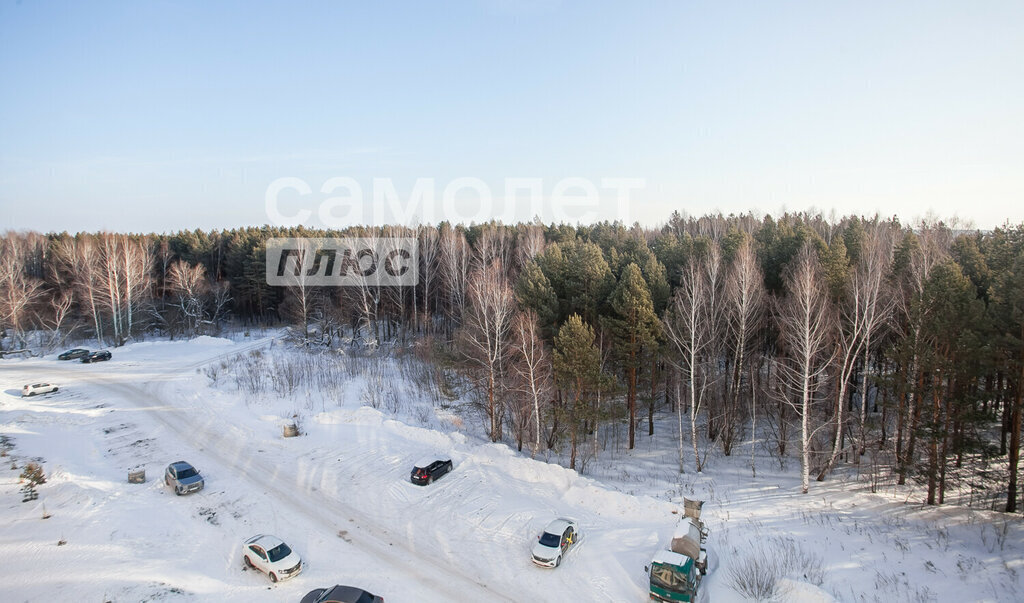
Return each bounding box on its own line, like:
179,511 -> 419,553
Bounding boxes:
266,543 -> 292,562
176,467 -> 197,479
539,532 -> 561,547
318,590 -> 373,603
650,563 -> 691,592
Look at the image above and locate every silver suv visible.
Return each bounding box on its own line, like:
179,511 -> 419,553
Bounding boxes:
165,461 -> 204,495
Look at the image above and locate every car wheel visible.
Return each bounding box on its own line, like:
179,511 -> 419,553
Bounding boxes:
52,387 -> 58,392
269,572 -> 278,583
27,391 -> 35,397
244,555 -> 255,569
555,555 -> 561,567
428,476 -> 434,485
175,486 -> 183,496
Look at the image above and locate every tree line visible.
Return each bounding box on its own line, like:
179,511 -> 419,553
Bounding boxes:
1,212 -> 1023,511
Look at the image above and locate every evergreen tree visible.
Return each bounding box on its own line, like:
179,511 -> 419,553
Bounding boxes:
608,263 -> 660,449
553,314 -> 603,470
515,259 -> 558,337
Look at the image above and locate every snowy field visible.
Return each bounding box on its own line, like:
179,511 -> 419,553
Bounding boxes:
1,336 -> 1022,602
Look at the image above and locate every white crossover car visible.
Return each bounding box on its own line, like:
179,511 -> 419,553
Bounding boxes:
22,383 -> 58,396
243,534 -> 303,582
531,518 -> 580,568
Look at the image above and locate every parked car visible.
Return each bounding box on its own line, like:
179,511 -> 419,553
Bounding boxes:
164,461 -> 204,495
301,585 -> 384,603
57,348 -> 89,360
410,458 -> 453,485
22,383 -> 58,396
531,518 -> 580,568
243,534 -> 302,583
81,350 -> 112,363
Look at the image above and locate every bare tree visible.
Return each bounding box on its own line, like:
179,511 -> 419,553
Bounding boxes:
95,234 -> 152,345
381,225 -> 413,341
853,222 -> 897,455
53,236 -> 105,342
816,221 -> 898,481
462,259 -> 515,441
510,310 -> 553,457
0,234 -> 45,350
663,249 -> 720,473
439,224 -> 469,336
724,238 -> 765,473
894,221 -> 952,484
209,279 -> 232,332
702,241 -> 727,443
776,244 -> 836,494
39,288 -> 76,350
167,260 -> 209,337
517,221 -> 546,269
279,237 -> 324,344
418,225 -> 439,331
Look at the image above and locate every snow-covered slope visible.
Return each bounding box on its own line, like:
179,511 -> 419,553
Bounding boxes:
1,337 -> 1022,602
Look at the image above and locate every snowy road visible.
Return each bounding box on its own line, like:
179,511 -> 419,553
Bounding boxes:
6,340 -> 515,602
1,339 -> 673,602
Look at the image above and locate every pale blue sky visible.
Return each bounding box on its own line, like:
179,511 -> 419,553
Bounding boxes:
1,1 -> 1022,232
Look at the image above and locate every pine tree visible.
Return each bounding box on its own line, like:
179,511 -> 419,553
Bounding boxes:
608,263 -> 660,450
553,314 -> 603,470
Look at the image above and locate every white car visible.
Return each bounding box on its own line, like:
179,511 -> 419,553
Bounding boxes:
531,518 -> 580,568
243,534 -> 303,582
22,383 -> 58,396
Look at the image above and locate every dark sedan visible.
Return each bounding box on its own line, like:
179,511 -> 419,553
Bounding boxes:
410,458 -> 453,485
81,350 -> 112,363
301,585 -> 384,603
58,348 -> 89,360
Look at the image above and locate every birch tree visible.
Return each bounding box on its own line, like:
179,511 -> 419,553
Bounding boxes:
724,237 -> 764,472
439,224 -> 469,335
167,260 -> 209,337
776,243 -> 836,494
510,310 -> 553,457
664,254 -> 716,472
854,221 -> 897,455
419,225 -> 439,330
894,222 -> 952,484
462,259 -> 515,442
0,235 -> 45,350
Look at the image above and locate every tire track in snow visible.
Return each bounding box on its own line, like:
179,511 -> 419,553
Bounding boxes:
59,353 -> 515,603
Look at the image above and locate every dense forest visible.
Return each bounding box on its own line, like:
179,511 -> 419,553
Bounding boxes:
2,212 -> 1023,513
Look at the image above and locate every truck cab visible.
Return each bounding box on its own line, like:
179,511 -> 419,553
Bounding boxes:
648,549 -> 700,602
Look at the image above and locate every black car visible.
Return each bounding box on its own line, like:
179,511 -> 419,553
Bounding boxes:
81,350 -> 112,363
410,458 -> 453,485
58,348 -> 89,360
301,585 -> 384,603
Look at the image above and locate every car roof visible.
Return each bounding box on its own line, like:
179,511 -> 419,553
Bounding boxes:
321,585 -> 373,602
170,460 -> 195,470
543,518 -> 576,533
414,457 -> 448,468
246,534 -> 284,548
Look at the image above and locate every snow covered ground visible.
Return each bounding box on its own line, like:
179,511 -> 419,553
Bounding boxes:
1,336 -> 1022,602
